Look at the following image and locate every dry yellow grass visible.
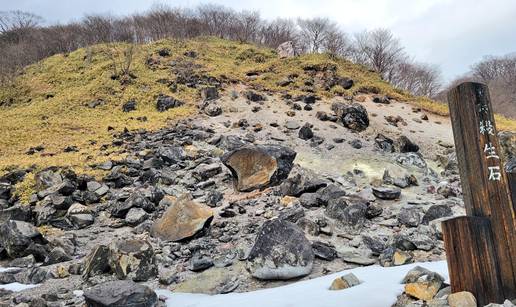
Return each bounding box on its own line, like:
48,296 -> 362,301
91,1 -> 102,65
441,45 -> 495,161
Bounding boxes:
1,37 -> 514,180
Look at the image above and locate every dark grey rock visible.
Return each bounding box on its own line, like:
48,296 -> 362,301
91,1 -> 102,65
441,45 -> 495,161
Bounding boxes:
44,247 -> 72,265
372,186 -> 401,200
349,139 -> 362,149
156,94 -> 184,112
398,207 -> 422,227
189,255 -> 214,272
278,205 -> 305,223
278,167 -> 327,197
298,123 -> 314,140
312,241 -> 337,261
244,90 -> 266,102
157,146 -> 184,165
83,280 -> 157,307
375,134 -> 394,152
299,192 -> 321,208
122,100 -> 137,112
247,219 -> 314,280
362,235 -> 387,255
331,102 -> 369,132
396,136 -> 419,153
0,220 -> 48,260
125,208 -> 148,226
317,184 -> 347,205
108,239 -> 157,282
421,205 -> 453,225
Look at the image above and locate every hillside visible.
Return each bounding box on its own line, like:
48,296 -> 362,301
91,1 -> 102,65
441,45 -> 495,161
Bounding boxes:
0,37 -> 515,307
1,37 -> 513,177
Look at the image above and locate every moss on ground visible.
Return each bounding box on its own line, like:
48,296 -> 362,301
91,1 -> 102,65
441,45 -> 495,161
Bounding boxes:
1,37 -> 514,175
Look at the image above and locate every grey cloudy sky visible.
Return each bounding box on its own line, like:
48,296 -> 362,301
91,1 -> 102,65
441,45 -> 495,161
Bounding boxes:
2,0 -> 516,81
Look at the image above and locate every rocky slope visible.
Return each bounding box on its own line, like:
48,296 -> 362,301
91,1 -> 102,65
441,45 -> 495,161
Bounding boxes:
0,39 -> 514,307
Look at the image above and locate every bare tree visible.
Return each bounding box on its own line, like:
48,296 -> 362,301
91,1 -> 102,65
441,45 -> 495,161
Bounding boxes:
259,18 -> 297,47
233,10 -> 261,43
390,60 -> 442,97
322,29 -> 350,57
196,4 -> 235,39
81,15 -> 115,44
351,28 -> 405,80
297,17 -> 336,53
472,54 -> 516,85
0,10 -> 41,34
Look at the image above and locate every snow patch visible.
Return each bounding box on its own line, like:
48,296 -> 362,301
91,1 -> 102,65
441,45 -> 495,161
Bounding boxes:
156,261 -> 449,307
0,282 -> 38,292
0,267 -> 40,292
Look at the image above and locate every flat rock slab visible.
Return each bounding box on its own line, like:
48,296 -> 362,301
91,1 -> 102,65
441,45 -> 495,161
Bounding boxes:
151,194 -> 213,242
83,280 -> 157,307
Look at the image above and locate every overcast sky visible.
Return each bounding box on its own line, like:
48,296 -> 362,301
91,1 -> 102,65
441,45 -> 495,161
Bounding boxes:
2,0 -> 515,81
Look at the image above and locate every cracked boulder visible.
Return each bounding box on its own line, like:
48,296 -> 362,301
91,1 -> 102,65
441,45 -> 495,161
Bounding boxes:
150,194 -> 213,241
247,218 -> 314,280
108,239 -> 157,282
221,145 -> 296,192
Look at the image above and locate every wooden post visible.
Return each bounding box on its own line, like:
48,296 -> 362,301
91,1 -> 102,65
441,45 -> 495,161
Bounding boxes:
507,164 -> 516,207
443,82 -> 516,303
442,216 -> 504,304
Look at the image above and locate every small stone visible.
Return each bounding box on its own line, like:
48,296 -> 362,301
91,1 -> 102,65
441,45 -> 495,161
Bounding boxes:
122,100 -> 137,112
189,255 -> 214,272
298,123 -> 314,140
204,104 -> 222,117
329,273 -> 361,290
372,186 -> 401,200
312,241 -> 337,261
398,207 -> 422,227
125,208 -> 149,226
405,272 -> 445,301
447,291 -> 477,307
393,250 -> 413,265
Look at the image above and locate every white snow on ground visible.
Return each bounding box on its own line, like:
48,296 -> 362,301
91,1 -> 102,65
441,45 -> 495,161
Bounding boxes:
0,267 -> 40,292
156,261 -> 449,307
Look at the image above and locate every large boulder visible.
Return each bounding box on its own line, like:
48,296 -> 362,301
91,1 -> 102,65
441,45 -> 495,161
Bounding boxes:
331,102 -> 369,132
0,220 -> 48,260
83,280 -> 157,307
82,245 -> 111,279
277,41 -> 297,58
108,239 -> 157,282
150,194 -> 213,242
221,145 -> 296,192
247,219 -> 314,280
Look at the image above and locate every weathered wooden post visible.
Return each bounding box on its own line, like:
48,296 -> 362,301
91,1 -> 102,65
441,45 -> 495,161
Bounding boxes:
508,164 -> 516,207
442,82 -> 516,305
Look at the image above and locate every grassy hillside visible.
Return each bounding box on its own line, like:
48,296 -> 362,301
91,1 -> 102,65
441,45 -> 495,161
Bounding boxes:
0,37 -> 514,176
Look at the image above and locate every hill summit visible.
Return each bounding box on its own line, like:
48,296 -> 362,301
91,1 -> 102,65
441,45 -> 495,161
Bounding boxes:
0,37 -> 456,174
